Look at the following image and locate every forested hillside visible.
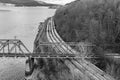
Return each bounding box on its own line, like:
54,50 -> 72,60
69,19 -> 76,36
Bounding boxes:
0,0 -> 58,6
54,0 -> 120,79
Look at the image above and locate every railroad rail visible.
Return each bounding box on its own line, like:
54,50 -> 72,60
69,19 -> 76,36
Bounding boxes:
45,17 -> 115,80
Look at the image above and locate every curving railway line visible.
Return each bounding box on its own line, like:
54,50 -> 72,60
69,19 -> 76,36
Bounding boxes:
46,17 -> 115,80
25,17 -> 115,80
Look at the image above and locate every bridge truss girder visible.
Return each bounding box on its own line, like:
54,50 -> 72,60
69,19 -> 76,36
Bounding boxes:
0,39 -> 31,54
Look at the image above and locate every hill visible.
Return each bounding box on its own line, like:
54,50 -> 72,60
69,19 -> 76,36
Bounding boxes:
0,0 -> 58,6
54,0 -> 120,79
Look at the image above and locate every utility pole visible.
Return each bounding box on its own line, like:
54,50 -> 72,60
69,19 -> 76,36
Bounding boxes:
14,36 -> 17,53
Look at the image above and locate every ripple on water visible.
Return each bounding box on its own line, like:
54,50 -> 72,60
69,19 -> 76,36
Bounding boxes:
0,58 -> 26,80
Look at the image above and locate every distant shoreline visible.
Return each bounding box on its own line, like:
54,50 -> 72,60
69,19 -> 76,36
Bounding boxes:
0,9 -> 10,12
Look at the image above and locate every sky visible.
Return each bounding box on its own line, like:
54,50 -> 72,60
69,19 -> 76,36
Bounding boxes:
36,0 -> 75,5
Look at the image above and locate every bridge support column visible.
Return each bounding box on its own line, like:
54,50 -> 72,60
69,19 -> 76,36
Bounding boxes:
25,57 -> 35,78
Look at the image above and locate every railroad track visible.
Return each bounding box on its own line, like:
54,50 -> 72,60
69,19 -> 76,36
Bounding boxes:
46,17 -> 115,80
25,17 -> 115,80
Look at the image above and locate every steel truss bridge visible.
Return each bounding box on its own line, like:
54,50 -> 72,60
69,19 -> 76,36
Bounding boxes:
0,17 -> 117,80
0,39 -> 95,59
0,39 -> 97,58
0,39 -> 30,53
0,39 -> 118,58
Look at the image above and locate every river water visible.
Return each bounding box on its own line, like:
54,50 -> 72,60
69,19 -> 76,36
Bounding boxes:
0,6 -> 56,80
0,6 -> 56,51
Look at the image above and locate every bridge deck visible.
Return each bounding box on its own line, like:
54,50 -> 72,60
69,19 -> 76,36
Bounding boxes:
0,53 -> 99,58
0,53 -> 119,58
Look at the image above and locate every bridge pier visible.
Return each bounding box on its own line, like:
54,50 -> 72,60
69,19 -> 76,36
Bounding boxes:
25,57 -> 35,77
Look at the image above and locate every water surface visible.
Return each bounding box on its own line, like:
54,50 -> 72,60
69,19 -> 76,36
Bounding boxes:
0,6 -> 56,51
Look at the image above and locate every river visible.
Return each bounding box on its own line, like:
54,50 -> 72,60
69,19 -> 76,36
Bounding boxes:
0,6 -> 56,51
0,6 -> 56,80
